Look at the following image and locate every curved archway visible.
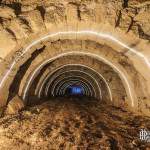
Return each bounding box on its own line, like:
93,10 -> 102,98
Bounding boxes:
22,52 -> 133,106
38,69 -> 102,100
0,27 -> 149,115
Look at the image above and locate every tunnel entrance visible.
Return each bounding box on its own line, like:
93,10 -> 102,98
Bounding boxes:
7,52 -> 128,107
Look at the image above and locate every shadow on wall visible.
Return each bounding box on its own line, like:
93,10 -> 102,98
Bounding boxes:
8,46 -> 46,103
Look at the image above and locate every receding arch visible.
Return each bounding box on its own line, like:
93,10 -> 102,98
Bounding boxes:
53,78 -> 92,97
50,76 -> 95,98
0,30 -> 149,94
38,69 -> 101,99
36,65 -> 103,100
22,51 -> 133,107
38,69 -> 99,97
0,30 -> 148,112
24,62 -> 113,103
45,70 -> 98,98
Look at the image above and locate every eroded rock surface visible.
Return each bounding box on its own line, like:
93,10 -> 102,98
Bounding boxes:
6,95 -> 24,115
0,0 -> 149,41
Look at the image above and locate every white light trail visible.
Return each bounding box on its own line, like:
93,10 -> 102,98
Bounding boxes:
50,76 -> 95,98
44,65 -> 108,101
39,71 -> 98,99
0,30 -> 144,106
22,51 -> 132,106
54,79 -> 91,97
40,69 -> 101,99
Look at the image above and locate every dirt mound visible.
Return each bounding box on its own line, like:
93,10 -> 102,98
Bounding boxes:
0,98 -> 149,149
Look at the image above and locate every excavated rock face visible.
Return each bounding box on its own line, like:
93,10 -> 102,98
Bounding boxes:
5,95 -> 24,115
0,0 -> 149,116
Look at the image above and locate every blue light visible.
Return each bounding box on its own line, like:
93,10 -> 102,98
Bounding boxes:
67,85 -> 83,95
72,87 -> 82,94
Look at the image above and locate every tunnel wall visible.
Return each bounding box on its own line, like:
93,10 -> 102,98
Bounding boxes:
0,0 -> 150,116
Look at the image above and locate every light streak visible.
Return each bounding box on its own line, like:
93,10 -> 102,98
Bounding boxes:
55,79 -> 91,97
22,51 -> 132,105
39,69 -> 101,99
50,76 -> 95,98
44,65 -> 108,100
0,30 -> 144,106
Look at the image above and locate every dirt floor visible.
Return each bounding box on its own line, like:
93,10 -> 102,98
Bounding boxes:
0,97 -> 150,150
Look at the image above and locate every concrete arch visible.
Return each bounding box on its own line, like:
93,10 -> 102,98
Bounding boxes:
25,63 -> 112,104
0,30 -> 149,89
39,69 -> 101,100
45,70 -> 101,99
37,68 -> 100,98
50,76 -> 96,98
1,30 -> 149,89
0,29 -> 149,115
45,70 -> 96,99
47,72 -> 99,99
56,80 -> 88,97
36,64 -> 104,99
53,78 -> 93,97
22,52 -> 133,107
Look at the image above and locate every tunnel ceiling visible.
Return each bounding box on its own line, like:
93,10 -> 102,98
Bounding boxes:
0,0 -> 150,116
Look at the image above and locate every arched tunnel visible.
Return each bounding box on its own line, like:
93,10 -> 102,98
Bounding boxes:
0,0 -> 150,149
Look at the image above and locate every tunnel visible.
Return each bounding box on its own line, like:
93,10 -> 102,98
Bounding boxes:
0,0 -> 150,149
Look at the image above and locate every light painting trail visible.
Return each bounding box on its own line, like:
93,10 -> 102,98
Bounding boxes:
0,30 -> 148,107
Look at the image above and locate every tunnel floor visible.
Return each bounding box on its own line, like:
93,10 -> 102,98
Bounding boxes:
0,98 -> 150,150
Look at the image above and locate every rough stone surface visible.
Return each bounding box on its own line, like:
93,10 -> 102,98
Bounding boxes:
6,95 -> 24,115
0,1 -> 149,116
0,0 -> 149,40
0,98 -> 150,149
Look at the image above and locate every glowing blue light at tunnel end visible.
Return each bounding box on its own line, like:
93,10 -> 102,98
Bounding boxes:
67,85 -> 84,95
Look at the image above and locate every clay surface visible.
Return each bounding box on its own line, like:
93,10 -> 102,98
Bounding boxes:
0,98 -> 150,149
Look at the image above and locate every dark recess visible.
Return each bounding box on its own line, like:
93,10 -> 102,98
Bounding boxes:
36,6 -> 46,20
123,0 -> 128,8
6,2 -> 21,16
137,24 -> 150,41
115,10 -> 122,28
5,28 -> 17,40
8,46 -> 46,103
0,17 -> 3,24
